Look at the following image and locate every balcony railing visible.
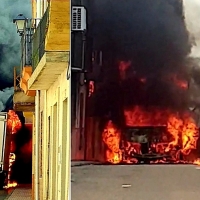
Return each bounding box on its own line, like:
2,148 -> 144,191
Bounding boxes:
14,67 -> 21,92
20,23 -> 34,69
32,5 -> 49,70
20,30 -> 26,69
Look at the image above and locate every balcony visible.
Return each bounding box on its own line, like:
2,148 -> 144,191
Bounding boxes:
13,67 -> 35,112
13,91 -> 35,112
28,0 -> 70,90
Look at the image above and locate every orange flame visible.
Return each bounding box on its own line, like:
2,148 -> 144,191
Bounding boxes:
7,110 -> 22,134
193,158 -> 200,166
102,121 -> 122,164
4,110 -> 21,189
102,106 -> 199,164
175,80 -> 188,89
88,81 -> 95,97
4,152 -> 17,189
170,75 -> 188,90
4,182 -> 18,189
118,61 -> 131,80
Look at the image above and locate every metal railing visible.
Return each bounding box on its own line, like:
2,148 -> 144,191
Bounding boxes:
32,5 -> 50,70
20,31 -> 26,69
13,67 -> 21,92
20,22 -> 34,69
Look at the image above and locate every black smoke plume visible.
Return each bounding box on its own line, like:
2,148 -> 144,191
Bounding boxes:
91,0 -> 194,118
0,0 -> 31,111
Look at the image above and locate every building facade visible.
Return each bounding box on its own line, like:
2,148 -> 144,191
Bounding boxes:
71,0 -> 106,162
13,0 -> 70,199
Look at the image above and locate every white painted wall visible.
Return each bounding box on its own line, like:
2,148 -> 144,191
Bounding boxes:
37,68 -> 70,200
35,0 -> 48,26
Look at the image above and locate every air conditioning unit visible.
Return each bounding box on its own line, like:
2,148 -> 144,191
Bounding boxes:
72,6 -> 87,31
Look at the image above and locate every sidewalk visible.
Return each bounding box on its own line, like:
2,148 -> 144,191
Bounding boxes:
71,161 -> 101,167
6,185 -> 32,200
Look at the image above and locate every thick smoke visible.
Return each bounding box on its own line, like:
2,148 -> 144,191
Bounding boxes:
92,0 -> 194,117
182,0 -> 200,111
0,0 -> 31,88
183,0 -> 200,57
0,0 -> 31,110
0,87 -> 14,111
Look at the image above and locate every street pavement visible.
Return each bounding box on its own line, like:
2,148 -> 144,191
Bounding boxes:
0,190 -> 10,200
6,185 -> 32,200
71,164 -> 200,200
0,187 -> 14,200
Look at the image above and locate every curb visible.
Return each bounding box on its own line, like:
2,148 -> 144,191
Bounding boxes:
71,162 -> 101,167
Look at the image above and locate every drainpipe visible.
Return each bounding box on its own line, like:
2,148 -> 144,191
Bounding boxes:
35,90 -> 40,200
44,0 -> 47,12
36,0 -> 41,26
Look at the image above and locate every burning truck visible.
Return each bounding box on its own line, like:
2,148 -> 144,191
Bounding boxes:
102,108 -> 199,164
98,61 -> 200,165
86,59 -> 200,165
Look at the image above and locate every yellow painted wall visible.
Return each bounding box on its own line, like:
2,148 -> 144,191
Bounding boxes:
32,113 -> 35,200
39,90 -> 46,200
32,0 -> 36,19
38,68 -> 70,200
45,0 -> 70,51
23,112 -> 33,124
31,1 -> 70,199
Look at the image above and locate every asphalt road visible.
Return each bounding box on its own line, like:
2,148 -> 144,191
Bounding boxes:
71,164 -> 200,200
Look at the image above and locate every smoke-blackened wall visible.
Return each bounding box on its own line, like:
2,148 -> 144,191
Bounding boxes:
90,0 -> 194,119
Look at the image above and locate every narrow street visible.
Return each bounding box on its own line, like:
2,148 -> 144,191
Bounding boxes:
6,185 -> 32,200
72,163 -> 200,200
0,185 -> 31,200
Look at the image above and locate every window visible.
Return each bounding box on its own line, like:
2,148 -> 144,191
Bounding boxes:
39,111 -> 43,178
51,104 -> 58,199
61,98 -> 69,199
46,115 -> 51,199
41,0 -> 44,16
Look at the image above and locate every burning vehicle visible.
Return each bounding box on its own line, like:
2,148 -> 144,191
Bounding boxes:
102,109 -> 199,164
99,60 -> 200,165
83,55 -> 200,165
